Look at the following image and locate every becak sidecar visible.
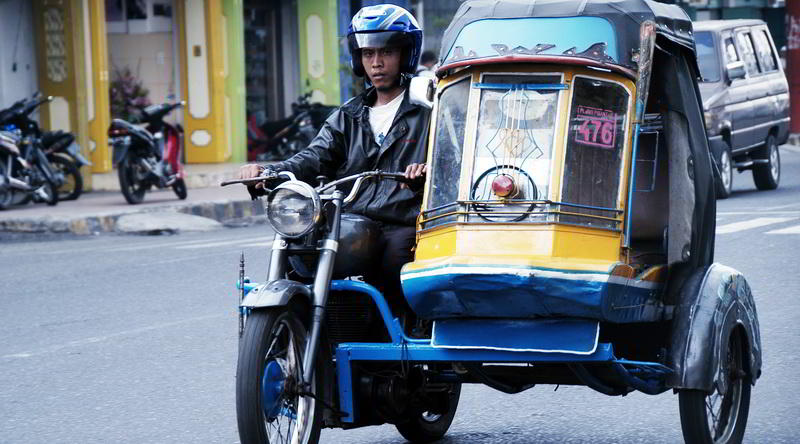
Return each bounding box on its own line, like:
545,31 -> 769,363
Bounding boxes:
232,1 -> 761,443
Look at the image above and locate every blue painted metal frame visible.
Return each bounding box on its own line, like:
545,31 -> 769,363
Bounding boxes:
235,279 -> 672,423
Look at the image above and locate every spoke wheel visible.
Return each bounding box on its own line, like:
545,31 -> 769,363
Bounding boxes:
118,155 -> 148,204
236,309 -> 322,444
679,330 -> 751,444
715,148 -> 733,199
49,155 -> 83,201
752,134 -> 780,190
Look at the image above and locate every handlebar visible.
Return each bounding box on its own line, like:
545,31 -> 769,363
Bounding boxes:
221,170 -> 420,204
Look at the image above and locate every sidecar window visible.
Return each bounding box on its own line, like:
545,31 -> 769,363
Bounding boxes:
426,77 -> 470,224
560,76 -> 629,229
469,74 -> 561,222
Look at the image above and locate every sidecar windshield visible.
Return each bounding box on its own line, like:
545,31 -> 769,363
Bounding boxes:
469,74 -> 561,221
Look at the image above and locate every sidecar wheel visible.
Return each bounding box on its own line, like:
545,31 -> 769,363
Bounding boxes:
678,329 -> 751,444
236,309 -> 322,444
395,383 -> 461,443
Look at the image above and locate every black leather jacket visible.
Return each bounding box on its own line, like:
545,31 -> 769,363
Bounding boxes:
270,87 -> 431,226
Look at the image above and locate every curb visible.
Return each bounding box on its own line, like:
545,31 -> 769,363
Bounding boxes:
788,133 -> 800,147
0,199 -> 266,235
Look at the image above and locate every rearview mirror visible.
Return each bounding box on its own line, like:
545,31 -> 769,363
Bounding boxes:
409,76 -> 434,109
726,61 -> 746,82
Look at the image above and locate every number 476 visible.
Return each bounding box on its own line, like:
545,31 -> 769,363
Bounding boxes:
577,119 -> 614,147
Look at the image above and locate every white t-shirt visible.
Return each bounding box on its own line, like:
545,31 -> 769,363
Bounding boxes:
368,91 -> 405,145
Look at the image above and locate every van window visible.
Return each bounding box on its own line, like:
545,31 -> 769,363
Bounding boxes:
752,30 -> 778,72
724,37 -> 740,64
736,32 -> 761,75
695,31 -> 720,83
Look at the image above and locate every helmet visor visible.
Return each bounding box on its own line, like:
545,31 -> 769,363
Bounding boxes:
351,31 -> 409,49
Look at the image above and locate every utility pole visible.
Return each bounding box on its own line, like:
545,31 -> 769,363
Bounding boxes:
788,1 -> 800,133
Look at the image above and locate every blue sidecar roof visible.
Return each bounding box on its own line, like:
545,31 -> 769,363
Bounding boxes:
438,0 -> 695,76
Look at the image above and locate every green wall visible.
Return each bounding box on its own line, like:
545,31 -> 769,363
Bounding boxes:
298,0 -> 341,106
224,0 -> 247,163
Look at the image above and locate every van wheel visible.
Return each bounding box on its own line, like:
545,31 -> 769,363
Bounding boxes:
752,134 -> 780,190
715,147 -> 733,199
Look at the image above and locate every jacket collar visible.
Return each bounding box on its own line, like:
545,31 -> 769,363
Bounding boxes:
341,86 -> 419,120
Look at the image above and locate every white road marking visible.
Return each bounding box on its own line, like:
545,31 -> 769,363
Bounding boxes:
766,224 -> 800,235
174,236 -> 272,250
762,202 -> 800,211
716,217 -> 795,234
1,313 -> 226,360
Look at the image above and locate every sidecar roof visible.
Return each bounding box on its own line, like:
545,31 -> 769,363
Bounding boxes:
437,0 -> 695,77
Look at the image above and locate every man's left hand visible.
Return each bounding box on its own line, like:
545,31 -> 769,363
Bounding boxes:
402,163 -> 427,190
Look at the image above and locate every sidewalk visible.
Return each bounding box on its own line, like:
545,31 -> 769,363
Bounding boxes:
0,163 -> 265,235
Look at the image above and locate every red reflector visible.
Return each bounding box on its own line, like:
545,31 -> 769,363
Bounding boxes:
491,175 -> 515,198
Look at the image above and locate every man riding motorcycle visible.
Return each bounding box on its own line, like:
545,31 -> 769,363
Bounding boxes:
238,4 -> 429,320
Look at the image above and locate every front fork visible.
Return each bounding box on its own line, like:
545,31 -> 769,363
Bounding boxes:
261,192 -> 344,387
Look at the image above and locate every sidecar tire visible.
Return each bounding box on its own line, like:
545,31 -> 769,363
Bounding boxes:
678,329 -> 751,444
236,309 -> 323,444
395,384 -> 461,443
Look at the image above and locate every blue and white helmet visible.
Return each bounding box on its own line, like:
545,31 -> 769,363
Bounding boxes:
347,4 -> 423,77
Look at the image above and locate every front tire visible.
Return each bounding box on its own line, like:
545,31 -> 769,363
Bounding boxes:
236,309 -> 323,444
395,384 -> 461,443
678,329 -> 751,444
752,134 -> 780,190
715,147 -> 733,199
172,177 -> 187,200
48,154 -> 83,201
118,155 -> 147,204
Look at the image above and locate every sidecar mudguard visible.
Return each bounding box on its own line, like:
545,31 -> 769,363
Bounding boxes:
241,279 -> 311,309
667,263 -> 762,391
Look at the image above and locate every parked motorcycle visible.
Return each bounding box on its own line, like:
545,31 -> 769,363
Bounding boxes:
41,130 -> 91,201
0,130 -> 57,209
247,93 -> 336,161
0,94 -> 65,208
108,101 -> 187,204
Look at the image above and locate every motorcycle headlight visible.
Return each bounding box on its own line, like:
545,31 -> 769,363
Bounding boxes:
266,181 -> 321,238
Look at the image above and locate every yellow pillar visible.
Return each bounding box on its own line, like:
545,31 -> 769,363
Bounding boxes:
85,0 -> 112,173
176,0 -> 230,163
32,0 -> 91,186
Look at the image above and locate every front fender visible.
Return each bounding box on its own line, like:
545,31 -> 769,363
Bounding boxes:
241,279 -> 312,309
667,264 -> 762,391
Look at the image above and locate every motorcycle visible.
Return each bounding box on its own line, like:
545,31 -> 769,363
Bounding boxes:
247,93 -> 336,161
224,1 -> 762,443
41,130 -> 91,201
1,93 -> 88,202
0,94 -> 63,207
0,130 -> 57,209
108,101 -> 187,204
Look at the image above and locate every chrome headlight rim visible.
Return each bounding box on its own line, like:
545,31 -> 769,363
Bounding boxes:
266,181 -> 322,238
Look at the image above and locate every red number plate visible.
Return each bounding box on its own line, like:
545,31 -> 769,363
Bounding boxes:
573,105 -> 617,149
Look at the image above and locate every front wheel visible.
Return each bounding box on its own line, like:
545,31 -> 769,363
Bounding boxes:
236,309 -> 323,444
678,329 -> 751,444
752,134 -> 780,190
715,147 -> 733,199
32,164 -> 58,206
395,384 -> 461,443
118,155 -> 148,204
172,177 -> 187,200
48,155 -> 83,201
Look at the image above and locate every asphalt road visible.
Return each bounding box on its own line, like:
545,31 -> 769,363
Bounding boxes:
2,145 -> 800,443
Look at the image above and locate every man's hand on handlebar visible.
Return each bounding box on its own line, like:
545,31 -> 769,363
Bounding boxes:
402,163 -> 427,191
238,164 -> 279,200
